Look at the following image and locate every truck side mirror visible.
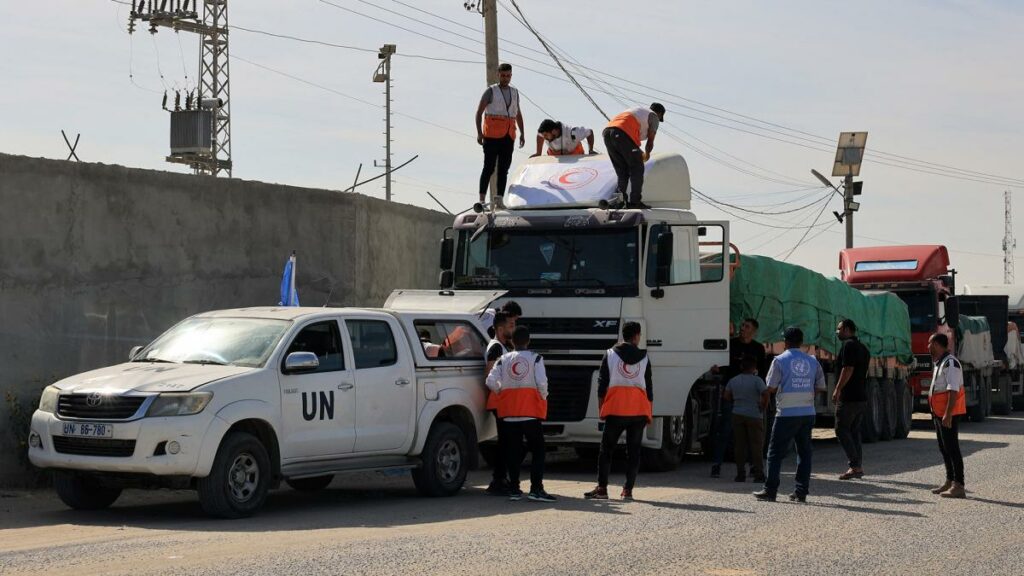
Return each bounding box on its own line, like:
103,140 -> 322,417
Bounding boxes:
439,237 -> 454,271
656,231 -> 674,286
129,345 -> 144,360
439,269 -> 454,289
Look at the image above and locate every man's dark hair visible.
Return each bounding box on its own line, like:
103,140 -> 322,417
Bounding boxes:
622,321 -> 642,342
492,311 -> 510,331
498,63 -> 513,72
743,318 -> 760,329
839,318 -> 857,333
501,300 -> 523,317
930,333 -> 949,348
784,326 -> 804,347
741,355 -> 758,372
418,329 -> 431,341
512,325 -> 531,348
538,119 -> 559,134
650,102 -> 666,118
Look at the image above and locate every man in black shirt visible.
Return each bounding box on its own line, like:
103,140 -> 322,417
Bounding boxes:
710,318 -> 767,478
833,318 -> 871,480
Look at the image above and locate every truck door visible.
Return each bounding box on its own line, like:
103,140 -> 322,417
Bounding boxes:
278,319 -> 357,460
641,222 -> 731,414
344,317 -> 415,453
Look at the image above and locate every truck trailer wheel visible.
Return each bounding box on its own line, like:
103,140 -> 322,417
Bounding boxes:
893,379 -> 913,439
54,472 -> 122,510
286,475 -> 334,492
992,374 -> 1012,416
412,422 -> 468,497
967,372 -> 986,423
197,431 -> 272,519
881,379 -> 897,441
861,379 -> 883,443
641,407 -> 690,472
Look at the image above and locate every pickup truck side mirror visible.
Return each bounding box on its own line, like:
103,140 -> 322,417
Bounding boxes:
129,345 -> 144,361
284,352 -> 320,373
655,231 -> 674,287
439,269 -> 455,289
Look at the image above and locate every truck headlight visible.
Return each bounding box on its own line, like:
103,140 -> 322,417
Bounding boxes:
38,386 -> 59,413
146,392 -> 213,417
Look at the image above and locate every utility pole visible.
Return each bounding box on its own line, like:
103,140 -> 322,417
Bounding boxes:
373,44 -> 396,201
1004,190 -> 1016,284
844,174 -> 854,249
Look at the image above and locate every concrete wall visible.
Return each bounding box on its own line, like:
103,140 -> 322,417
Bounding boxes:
0,154 -> 451,486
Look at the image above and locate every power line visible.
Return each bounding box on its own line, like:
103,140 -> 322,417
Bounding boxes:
777,196 -> 836,261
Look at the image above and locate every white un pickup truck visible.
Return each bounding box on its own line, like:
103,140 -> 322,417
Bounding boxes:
28,291 -> 501,518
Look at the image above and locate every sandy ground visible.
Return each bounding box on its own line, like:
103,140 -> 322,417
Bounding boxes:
2,414 -> 1022,576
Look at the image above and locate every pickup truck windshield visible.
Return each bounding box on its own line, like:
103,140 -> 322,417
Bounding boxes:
454,227 -> 639,296
136,317 -> 291,368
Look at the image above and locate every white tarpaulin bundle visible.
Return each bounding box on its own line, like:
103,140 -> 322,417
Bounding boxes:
1006,324 -> 1024,369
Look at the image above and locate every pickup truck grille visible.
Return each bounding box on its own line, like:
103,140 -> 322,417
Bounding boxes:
52,437 -> 137,457
57,394 -> 146,420
546,365 -> 596,422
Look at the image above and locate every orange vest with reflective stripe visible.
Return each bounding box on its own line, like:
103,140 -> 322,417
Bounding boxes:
606,107 -> 651,147
485,339 -> 507,412
600,349 -> 652,422
482,85 -> 519,140
494,351 -> 547,420
547,143 -> 584,156
929,354 -> 967,417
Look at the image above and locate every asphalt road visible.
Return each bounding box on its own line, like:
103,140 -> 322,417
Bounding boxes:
2,414 -> 1023,576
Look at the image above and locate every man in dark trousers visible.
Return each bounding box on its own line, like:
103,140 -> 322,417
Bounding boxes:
927,333 -> 967,499
483,311 -> 513,495
475,63 -> 525,207
602,103 -> 665,208
711,318 -> 766,478
585,321 -> 653,501
833,319 -> 871,480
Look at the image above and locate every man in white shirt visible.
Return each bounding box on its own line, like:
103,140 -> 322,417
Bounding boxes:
531,119 -> 595,157
927,333 -> 967,499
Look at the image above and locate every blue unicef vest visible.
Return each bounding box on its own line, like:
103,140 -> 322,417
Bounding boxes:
772,349 -> 819,417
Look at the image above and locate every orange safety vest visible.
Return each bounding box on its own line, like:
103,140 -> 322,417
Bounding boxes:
929,354 -> 967,417
600,349 -> 653,422
493,351 -> 547,420
482,85 -> 519,140
485,339 -> 507,412
606,107 -> 652,147
547,143 -> 585,156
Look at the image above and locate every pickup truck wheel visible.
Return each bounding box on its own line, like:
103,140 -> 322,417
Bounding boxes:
54,472 -> 122,510
197,431 -> 271,518
286,475 -> 334,492
861,378 -> 883,443
893,379 -> 913,439
880,379 -> 897,441
412,422 -> 468,497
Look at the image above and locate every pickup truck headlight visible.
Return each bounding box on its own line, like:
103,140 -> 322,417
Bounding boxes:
146,392 -> 213,417
38,386 -> 59,413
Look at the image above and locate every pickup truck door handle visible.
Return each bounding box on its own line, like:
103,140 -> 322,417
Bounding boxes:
338,382 -> 354,390
395,378 -> 410,386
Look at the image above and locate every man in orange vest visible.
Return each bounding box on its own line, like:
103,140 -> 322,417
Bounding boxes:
485,325 -> 556,502
602,103 -> 665,208
531,119 -> 595,157
483,311 -> 514,496
475,63 -> 525,207
585,321 -> 653,501
927,333 -> 967,498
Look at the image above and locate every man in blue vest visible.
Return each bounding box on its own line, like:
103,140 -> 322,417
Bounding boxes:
754,327 -> 826,503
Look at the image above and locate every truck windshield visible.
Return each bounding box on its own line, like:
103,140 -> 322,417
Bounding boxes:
454,227 -> 639,296
896,289 -> 938,333
135,317 -> 291,368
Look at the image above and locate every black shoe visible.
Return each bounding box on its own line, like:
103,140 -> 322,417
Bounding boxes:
528,489 -> 556,503
508,488 -> 524,501
584,486 -> 609,500
788,492 -> 807,503
485,479 -> 509,496
753,489 -> 777,502
710,465 -> 721,478
626,202 -> 651,209
734,474 -> 747,483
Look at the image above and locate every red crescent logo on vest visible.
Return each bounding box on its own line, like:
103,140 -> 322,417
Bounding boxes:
556,167 -> 599,190
509,359 -> 530,380
617,361 -> 640,379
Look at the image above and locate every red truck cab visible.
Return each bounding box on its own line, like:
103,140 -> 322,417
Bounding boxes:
839,245 -> 956,411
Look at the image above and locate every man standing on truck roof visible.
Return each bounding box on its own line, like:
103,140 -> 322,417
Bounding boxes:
833,319 -> 871,480
483,311 -> 514,496
602,103 -> 665,209
755,327 -> 826,503
486,325 -> 556,502
710,318 -> 766,478
531,119 -> 596,157
927,333 -> 967,499
584,321 -> 653,501
475,63 -> 525,207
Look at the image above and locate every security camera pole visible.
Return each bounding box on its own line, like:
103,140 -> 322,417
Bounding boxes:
373,44 -> 397,201
811,132 -> 868,248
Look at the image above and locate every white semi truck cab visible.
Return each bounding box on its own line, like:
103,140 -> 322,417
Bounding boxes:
438,153 -> 732,470
28,296 -> 501,518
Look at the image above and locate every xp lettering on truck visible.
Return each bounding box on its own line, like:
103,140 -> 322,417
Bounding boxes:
438,153 -> 732,470
28,295 -> 502,518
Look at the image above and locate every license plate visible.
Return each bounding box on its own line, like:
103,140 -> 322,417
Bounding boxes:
61,422 -> 114,438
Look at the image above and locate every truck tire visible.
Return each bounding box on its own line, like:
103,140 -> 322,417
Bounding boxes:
286,475 -> 334,492
861,378 -> 883,443
54,472 -> 122,510
983,374 -> 993,418
992,374 -> 1012,416
641,406 -> 690,472
967,372 -> 986,423
894,379 -> 913,439
881,378 -> 897,441
197,431 -> 272,519
412,422 -> 469,497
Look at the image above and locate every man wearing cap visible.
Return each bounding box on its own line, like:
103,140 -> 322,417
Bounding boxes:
531,119 -> 596,157
754,327 -> 826,503
602,103 -> 665,208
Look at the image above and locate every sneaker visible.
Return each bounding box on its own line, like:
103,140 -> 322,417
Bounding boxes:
940,483 -> 966,499
508,488 -> 524,501
788,492 -> 807,503
620,488 -> 634,501
753,489 -> 776,502
931,480 -> 953,495
528,490 -> 556,503
839,469 -> 864,480
710,465 -> 721,478
584,486 -> 608,500
626,202 -> 652,209
486,479 -> 509,496
734,474 -> 747,483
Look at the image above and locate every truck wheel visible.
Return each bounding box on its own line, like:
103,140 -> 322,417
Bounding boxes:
983,375 -> 993,418
893,379 -> 913,439
197,431 -> 272,519
641,403 -> 691,472
881,379 -> 897,441
54,472 -> 122,510
967,372 -> 986,423
992,374 -> 1012,415
286,475 -> 334,492
861,378 -> 883,443
412,422 -> 468,497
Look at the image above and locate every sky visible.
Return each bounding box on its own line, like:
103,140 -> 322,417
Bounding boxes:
2,0 -> 1023,286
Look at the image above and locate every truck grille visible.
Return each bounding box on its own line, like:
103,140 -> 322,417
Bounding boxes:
518,317 -> 621,335
52,437 -> 137,458
57,394 -> 147,420
546,365 -> 596,422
